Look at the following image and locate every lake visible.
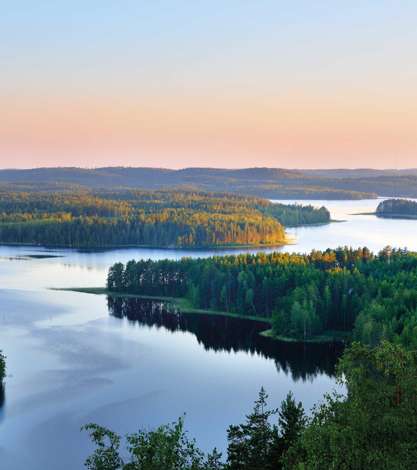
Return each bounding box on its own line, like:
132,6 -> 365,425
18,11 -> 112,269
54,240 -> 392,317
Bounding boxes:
0,197 -> 416,469
276,197 -> 417,253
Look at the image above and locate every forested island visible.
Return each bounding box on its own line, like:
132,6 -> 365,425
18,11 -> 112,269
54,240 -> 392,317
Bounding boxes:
0,190 -> 329,248
376,198 -> 417,219
84,340 -> 417,469
106,247 -> 417,345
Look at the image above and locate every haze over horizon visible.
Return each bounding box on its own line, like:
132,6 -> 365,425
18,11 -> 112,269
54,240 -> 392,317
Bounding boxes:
1,1 -> 416,169
1,164 -> 417,171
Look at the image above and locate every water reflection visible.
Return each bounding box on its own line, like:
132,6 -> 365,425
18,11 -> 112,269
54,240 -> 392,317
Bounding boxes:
107,297 -> 343,382
0,384 -> 5,422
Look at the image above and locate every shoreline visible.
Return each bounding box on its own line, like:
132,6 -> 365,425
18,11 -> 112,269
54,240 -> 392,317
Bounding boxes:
351,211 -> 417,220
0,240 -> 291,251
0,221 -> 338,252
376,213 -> 417,220
54,287 -> 348,345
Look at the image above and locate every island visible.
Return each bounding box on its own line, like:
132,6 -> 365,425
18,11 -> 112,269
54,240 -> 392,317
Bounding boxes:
72,246 -> 417,345
0,190 -> 330,248
376,198 -> 417,219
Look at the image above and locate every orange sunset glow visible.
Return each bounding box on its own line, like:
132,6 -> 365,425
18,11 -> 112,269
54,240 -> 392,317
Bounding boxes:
1,1 -> 416,168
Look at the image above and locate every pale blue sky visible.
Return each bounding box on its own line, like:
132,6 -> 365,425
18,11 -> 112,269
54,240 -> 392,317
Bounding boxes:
1,1 -> 416,168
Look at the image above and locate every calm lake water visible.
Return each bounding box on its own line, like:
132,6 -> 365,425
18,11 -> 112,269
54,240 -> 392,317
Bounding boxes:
0,197 -> 416,469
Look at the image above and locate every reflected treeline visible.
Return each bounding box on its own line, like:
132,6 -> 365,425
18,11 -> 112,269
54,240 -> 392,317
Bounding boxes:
0,384 -> 5,409
107,297 -> 343,382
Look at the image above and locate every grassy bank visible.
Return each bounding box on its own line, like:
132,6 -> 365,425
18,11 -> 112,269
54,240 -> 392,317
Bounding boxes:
56,287 -> 347,344
260,329 -> 350,344
54,287 -> 272,323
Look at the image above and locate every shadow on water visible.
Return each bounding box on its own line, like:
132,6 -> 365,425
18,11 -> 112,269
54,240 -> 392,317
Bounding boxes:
107,297 -> 343,382
0,384 -> 5,422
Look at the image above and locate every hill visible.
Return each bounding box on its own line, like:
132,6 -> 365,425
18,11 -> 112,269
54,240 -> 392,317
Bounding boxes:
0,166 -> 416,199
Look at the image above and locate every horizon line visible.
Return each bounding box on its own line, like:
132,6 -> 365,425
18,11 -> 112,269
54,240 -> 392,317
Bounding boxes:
1,165 -> 417,172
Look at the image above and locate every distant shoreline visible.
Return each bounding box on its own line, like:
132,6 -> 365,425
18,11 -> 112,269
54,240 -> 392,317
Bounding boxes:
0,240 -> 290,251
351,211 -> 417,220
376,213 -> 417,220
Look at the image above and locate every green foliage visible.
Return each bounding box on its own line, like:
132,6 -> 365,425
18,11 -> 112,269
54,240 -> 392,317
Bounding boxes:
291,341 -> 417,469
377,198 -> 417,218
227,388 -> 279,470
107,263 -> 125,292
83,424 -> 123,470
83,390 -> 306,470
278,392 -> 306,450
0,190 -> 291,248
108,247 -> 417,345
0,189 -> 333,248
226,388 -> 306,470
260,202 -> 330,227
83,417 -> 223,470
84,341 -> 417,470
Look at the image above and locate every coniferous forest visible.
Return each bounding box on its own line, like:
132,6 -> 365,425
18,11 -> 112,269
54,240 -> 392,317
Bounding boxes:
0,190 -> 329,248
94,246 -> 417,468
2,183 -> 417,470
4,0 -> 417,467
376,198 -> 417,219
107,247 -> 417,345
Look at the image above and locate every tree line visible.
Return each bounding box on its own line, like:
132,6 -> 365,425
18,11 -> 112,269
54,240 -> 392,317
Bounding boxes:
8,166 -> 417,199
107,246 -> 417,345
0,190 -> 329,248
260,202 -> 329,227
376,198 -> 417,218
0,351 -> 5,383
84,340 -> 417,469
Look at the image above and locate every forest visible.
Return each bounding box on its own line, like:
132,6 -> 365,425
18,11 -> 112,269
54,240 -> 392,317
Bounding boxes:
0,190 -> 329,248
2,166 -> 417,199
376,198 -> 417,219
83,340 -> 417,469
107,247 -> 417,345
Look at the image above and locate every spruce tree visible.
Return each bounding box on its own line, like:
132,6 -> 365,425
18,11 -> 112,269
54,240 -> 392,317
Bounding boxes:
226,387 -> 278,470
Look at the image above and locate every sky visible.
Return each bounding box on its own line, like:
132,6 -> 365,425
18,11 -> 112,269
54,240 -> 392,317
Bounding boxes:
1,1 -> 416,169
